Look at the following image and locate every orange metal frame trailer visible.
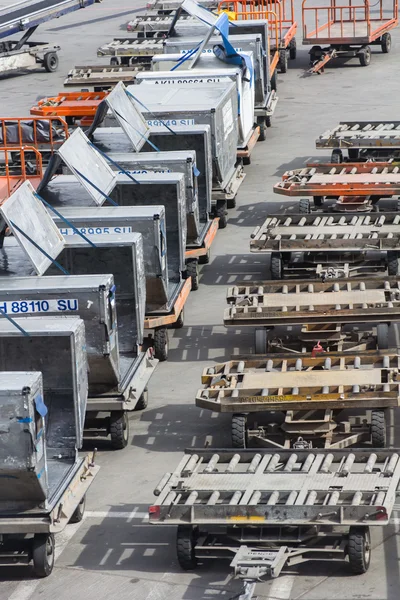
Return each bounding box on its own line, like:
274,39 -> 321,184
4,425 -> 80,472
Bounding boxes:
30,91 -> 108,123
302,0 -> 398,72
0,146 -> 43,202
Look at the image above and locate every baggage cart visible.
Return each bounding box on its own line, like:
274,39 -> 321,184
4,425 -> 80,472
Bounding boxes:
150,448 -> 400,594
0,369 -> 99,577
302,0 -> 398,73
30,91 -> 108,125
250,213 -> 400,279
64,65 -> 147,90
224,276 -> 400,353
274,162 -> 400,212
97,37 -> 164,66
317,121 -> 400,162
196,351 -> 399,449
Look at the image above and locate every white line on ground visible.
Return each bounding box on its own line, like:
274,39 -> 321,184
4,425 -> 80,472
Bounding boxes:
85,510 -> 149,520
265,575 -> 295,600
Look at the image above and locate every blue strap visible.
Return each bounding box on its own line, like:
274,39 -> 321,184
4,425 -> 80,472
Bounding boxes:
34,193 -> 97,249
125,89 -> 177,136
10,219 -> 69,275
193,165 -> 200,177
170,43 -> 202,70
34,394 -> 48,418
110,104 -> 161,152
89,142 -> 141,185
0,308 -> 30,337
213,13 -> 254,86
73,168 -> 119,207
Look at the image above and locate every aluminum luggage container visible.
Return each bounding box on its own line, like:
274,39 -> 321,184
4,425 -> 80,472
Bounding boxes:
52,206 -> 172,314
93,123 -> 213,220
142,54 -> 254,148
124,82 -> 238,189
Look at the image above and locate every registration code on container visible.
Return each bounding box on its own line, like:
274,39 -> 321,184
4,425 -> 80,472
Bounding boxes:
0,299 -> 79,314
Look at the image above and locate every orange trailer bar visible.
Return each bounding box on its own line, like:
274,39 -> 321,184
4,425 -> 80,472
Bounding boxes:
144,277 -> 191,329
31,91 -> 108,118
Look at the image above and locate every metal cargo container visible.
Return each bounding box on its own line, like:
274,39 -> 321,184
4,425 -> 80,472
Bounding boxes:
141,55 -> 254,148
0,275 -> 120,393
93,123 -> 213,220
52,206 -> 173,314
123,82 -> 238,188
0,317 -> 88,457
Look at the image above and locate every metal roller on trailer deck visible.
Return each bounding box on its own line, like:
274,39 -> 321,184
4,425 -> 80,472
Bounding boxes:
317,121 -> 400,162
274,162 -> 400,212
250,213 -> 400,279
196,351 -> 399,449
64,65 -> 147,91
97,37 -> 164,66
150,448 -> 400,594
224,276 -> 400,353
0,0 -> 101,77
302,0 -> 398,73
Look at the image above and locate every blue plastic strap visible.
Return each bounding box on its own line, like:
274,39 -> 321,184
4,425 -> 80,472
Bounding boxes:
110,105 -> 161,152
193,165 -> 200,177
34,193 -> 97,248
9,220 -> 69,275
88,142 -> 141,185
73,168 -> 119,206
0,308 -> 30,337
213,13 -> 254,86
34,394 -> 48,418
170,43 -> 202,70
125,89 -> 177,136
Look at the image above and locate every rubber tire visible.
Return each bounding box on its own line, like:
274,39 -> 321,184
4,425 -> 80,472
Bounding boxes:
243,156 -> 251,166
314,195 -> 324,207
32,534 -> 55,578
387,251 -> 400,275
381,32 -> 391,53
232,414 -> 248,448
348,527 -> 371,574
154,327 -> 169,361
371,410 -> 386,447
186,259 -> 199,291
376,323 -> 389,349
289,38 -> 297,60
43,52 -> 59,73
227,195 -> 236,209
299,198 -> 311,214
359,46 -> 371,66
255,328 -> 267,354
271,69 -> 278,91
69,495 -> 86,524
110,57 -> 120,66
199,249 -> 211,264
271,253 -> 283,279
110,411 -> 129,450
348,148 -> 359,161
331,149 -> 343,164
279,48 -> 288,73
135,388 -> 148,410
257,117 -> 266,141
176,525 -> 198,570
216,201 -> 228,229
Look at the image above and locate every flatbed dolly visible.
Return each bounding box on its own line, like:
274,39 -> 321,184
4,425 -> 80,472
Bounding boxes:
150,448 -> 400,595
274,162 -> 400,212
145,276 -> 192,362
302,0 -> 398,73
185,217 -> 219,289
224,275 -> 400,353
97,37 -> 164,66
196,351 -> 399,449
30,91 -> 108,124
64,65 -> 147,91
317,121 -> 400,162
212,160 -> 246,210
250,212 -> 400,279
0,0 -> 101,77
127,13 -> 196,33
145,0 -> 218,13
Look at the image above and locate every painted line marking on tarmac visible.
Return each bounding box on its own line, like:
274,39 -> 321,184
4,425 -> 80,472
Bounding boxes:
86,510 -> 149,520
265,575 -> 295,600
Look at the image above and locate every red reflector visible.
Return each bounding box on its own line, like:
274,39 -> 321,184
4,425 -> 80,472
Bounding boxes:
149,505 -> 160,519
375,507 -> 387,521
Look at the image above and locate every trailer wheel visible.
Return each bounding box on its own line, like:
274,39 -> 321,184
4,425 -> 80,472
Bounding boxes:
279,49 -> 288,73
371,410 -> 386,447
43,52 -> 59,73
110,411 -> 129,449
232,414 -> 248,448
32,534 -> 55,578
271,253 -> 283,279
216,200 -> 228,229
255,328 -> 267,354
376,323 -> 389,349
271,69 -> 278,91
199,249 -> 211,264
227,195 -> 236,209
387,251 -> 400,275
186,259 -> 199,291
265,116 -> 272,128
110,57 -> 120,66
243,156 -> 251,166
331,149 -> 343,164
348,527 -> 371,574
176,525 -> 198,570
313,196 -> 324,207
154,327 -> 169,361
135,388 -> 148,410
348,148 -> 359,160
299,198 -> 311,214
359,46 -> 371,66
69,495 -> 86,524
289,38 -> 297,60
381,32 -> 391,53
257,117 -> 266,141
